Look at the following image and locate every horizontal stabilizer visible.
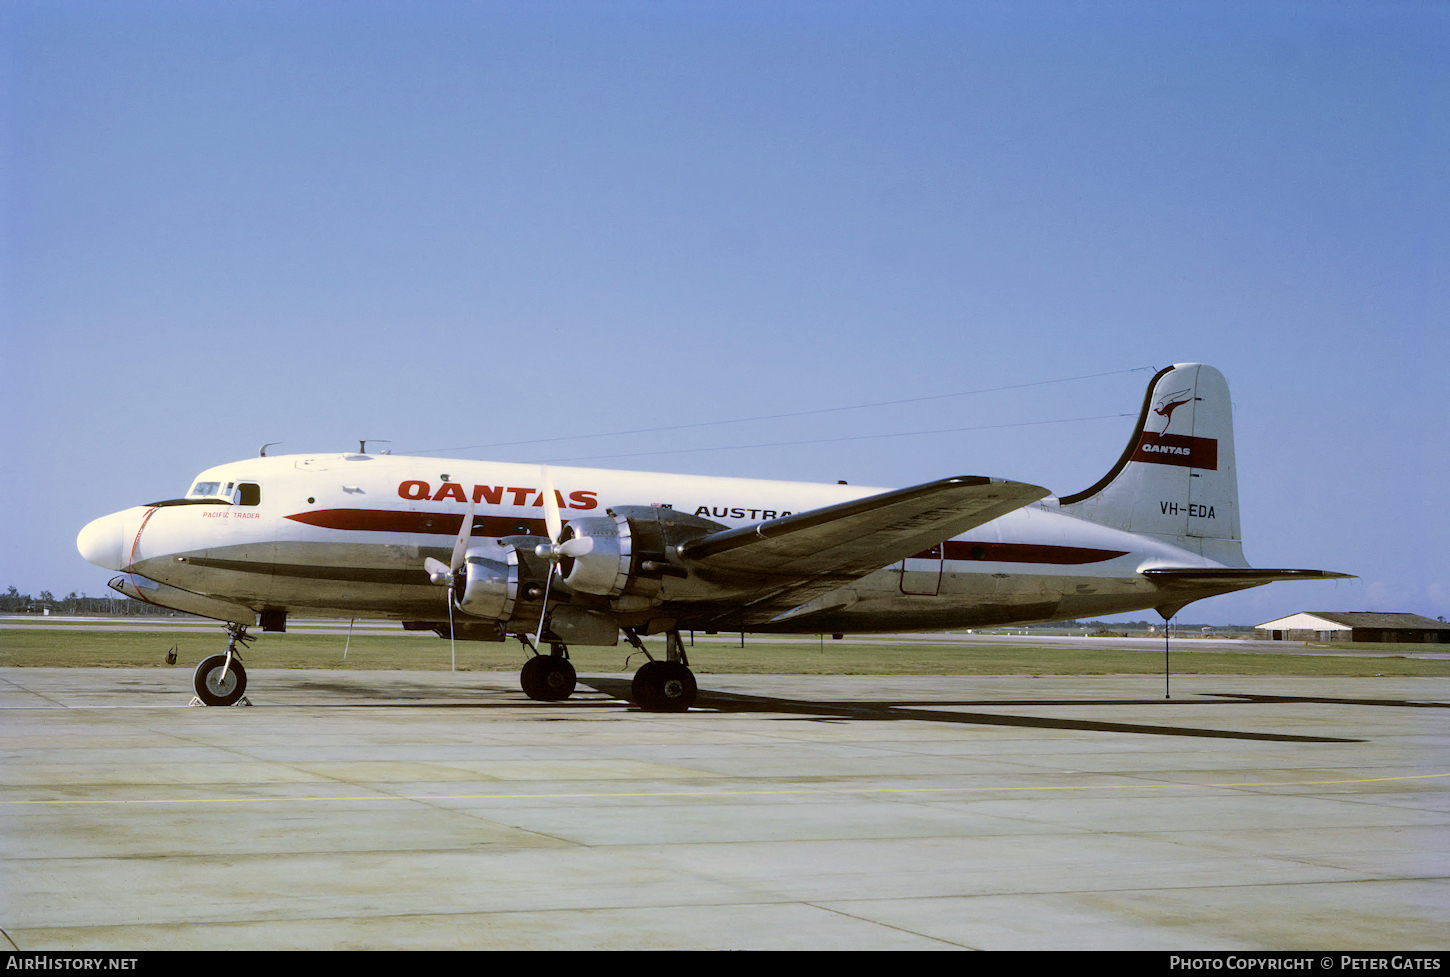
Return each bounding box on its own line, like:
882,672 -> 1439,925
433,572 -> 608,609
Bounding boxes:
1143,567 -> 1355,588
680,476 -> 1049,580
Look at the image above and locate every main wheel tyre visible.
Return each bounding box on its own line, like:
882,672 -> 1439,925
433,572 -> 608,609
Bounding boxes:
521,655 -> 576,702
193,655 -> 248,706
631,660 -> 697,712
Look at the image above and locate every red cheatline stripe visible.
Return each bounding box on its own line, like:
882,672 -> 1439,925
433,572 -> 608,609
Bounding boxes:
286,508 -> 549,538
290,509 -> 1129,565
911,541 -> 1129,565
126,507 -> 161,604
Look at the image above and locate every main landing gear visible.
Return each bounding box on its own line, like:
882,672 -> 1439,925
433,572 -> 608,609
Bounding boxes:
514,629 -> 699,712
520,643 -> 577,702
625,629 -> 697,713
192,623 -> 252,706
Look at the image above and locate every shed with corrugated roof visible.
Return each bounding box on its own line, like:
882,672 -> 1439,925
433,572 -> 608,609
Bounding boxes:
1255,612 -> 1449,643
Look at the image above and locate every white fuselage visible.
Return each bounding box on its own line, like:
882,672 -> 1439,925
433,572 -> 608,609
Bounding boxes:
78,452 -> 1234,635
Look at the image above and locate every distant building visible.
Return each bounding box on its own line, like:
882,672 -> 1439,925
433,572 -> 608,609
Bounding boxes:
1255,612 -> 1450,644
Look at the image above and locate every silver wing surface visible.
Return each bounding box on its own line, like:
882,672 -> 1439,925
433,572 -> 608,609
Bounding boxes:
675,476 -> 1050,619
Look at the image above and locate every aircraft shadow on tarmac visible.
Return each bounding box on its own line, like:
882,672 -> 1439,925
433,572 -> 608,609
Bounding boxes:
576,678 -> 1369,744
1203,692 -> 1449,709
268,677 -> 1433,743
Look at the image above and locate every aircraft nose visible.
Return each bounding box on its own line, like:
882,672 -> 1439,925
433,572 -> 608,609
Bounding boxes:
77,511 -> 129,571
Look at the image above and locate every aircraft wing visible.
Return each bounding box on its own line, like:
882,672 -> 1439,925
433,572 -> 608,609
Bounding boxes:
679,476 -> 1049,583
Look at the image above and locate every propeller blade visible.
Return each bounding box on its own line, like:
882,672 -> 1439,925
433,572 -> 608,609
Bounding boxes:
427,497 -> 475,587
531,563 -> 553,651
531,467 -> 566,650
450,499 -> 476,573
540,465 -> 562,544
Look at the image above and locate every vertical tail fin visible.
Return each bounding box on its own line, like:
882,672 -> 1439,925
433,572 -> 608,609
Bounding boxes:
1058,363 -> 1245,565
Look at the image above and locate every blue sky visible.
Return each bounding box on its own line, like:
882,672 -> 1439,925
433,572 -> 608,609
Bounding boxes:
3,0 -> 1446,624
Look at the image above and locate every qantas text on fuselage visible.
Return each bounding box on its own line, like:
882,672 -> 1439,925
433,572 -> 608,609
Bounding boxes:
397,481 -> 795,522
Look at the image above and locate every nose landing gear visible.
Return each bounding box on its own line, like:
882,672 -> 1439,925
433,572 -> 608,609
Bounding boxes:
191,623 -> 253,706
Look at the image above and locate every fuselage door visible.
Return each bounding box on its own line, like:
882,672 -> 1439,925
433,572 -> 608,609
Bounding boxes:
899,543 -> 944,596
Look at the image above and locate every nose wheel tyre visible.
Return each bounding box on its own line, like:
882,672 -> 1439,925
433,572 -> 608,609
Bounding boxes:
521,655 -> 577,701
631,660 -> 697,712
193,655 -> 248,706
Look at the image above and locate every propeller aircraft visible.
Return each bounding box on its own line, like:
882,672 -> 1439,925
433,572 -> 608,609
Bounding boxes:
76,364 -> 1350,711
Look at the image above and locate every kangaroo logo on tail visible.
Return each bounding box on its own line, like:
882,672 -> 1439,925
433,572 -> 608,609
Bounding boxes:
1133,379 -> 1216,470
1152,388 -> 1193,431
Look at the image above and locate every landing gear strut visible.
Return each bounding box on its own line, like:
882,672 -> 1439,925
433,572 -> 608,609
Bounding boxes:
626,629 -> 697,712
520,642 -> 577,702
192,623 -> 252,706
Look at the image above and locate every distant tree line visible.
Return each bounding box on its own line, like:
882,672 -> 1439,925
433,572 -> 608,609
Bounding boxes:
2,587 -> 197,617
1032,619 -> 1253,631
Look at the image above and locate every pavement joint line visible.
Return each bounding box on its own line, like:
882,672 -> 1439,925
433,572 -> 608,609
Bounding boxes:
3,771 -> 1445,806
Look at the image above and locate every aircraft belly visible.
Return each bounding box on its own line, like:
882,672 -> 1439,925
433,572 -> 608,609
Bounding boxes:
760,563 -> 1163,633
767,598 -> 1065,633
203,541 -> 278,604
259,540 -> 425,611
1050,576 -> 1164,618
133,554 -> 273,605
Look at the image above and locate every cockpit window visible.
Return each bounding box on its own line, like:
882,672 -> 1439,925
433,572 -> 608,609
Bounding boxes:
185,480 -> 261,505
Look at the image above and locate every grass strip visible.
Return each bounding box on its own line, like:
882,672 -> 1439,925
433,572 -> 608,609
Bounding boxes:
2,628 -> 1445,676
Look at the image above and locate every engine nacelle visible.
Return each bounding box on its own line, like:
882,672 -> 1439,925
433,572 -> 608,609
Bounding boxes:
455,536 -> 557,626
554,516 -> 627,595
454,539 -> 513,621
557,507 -> 723,598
